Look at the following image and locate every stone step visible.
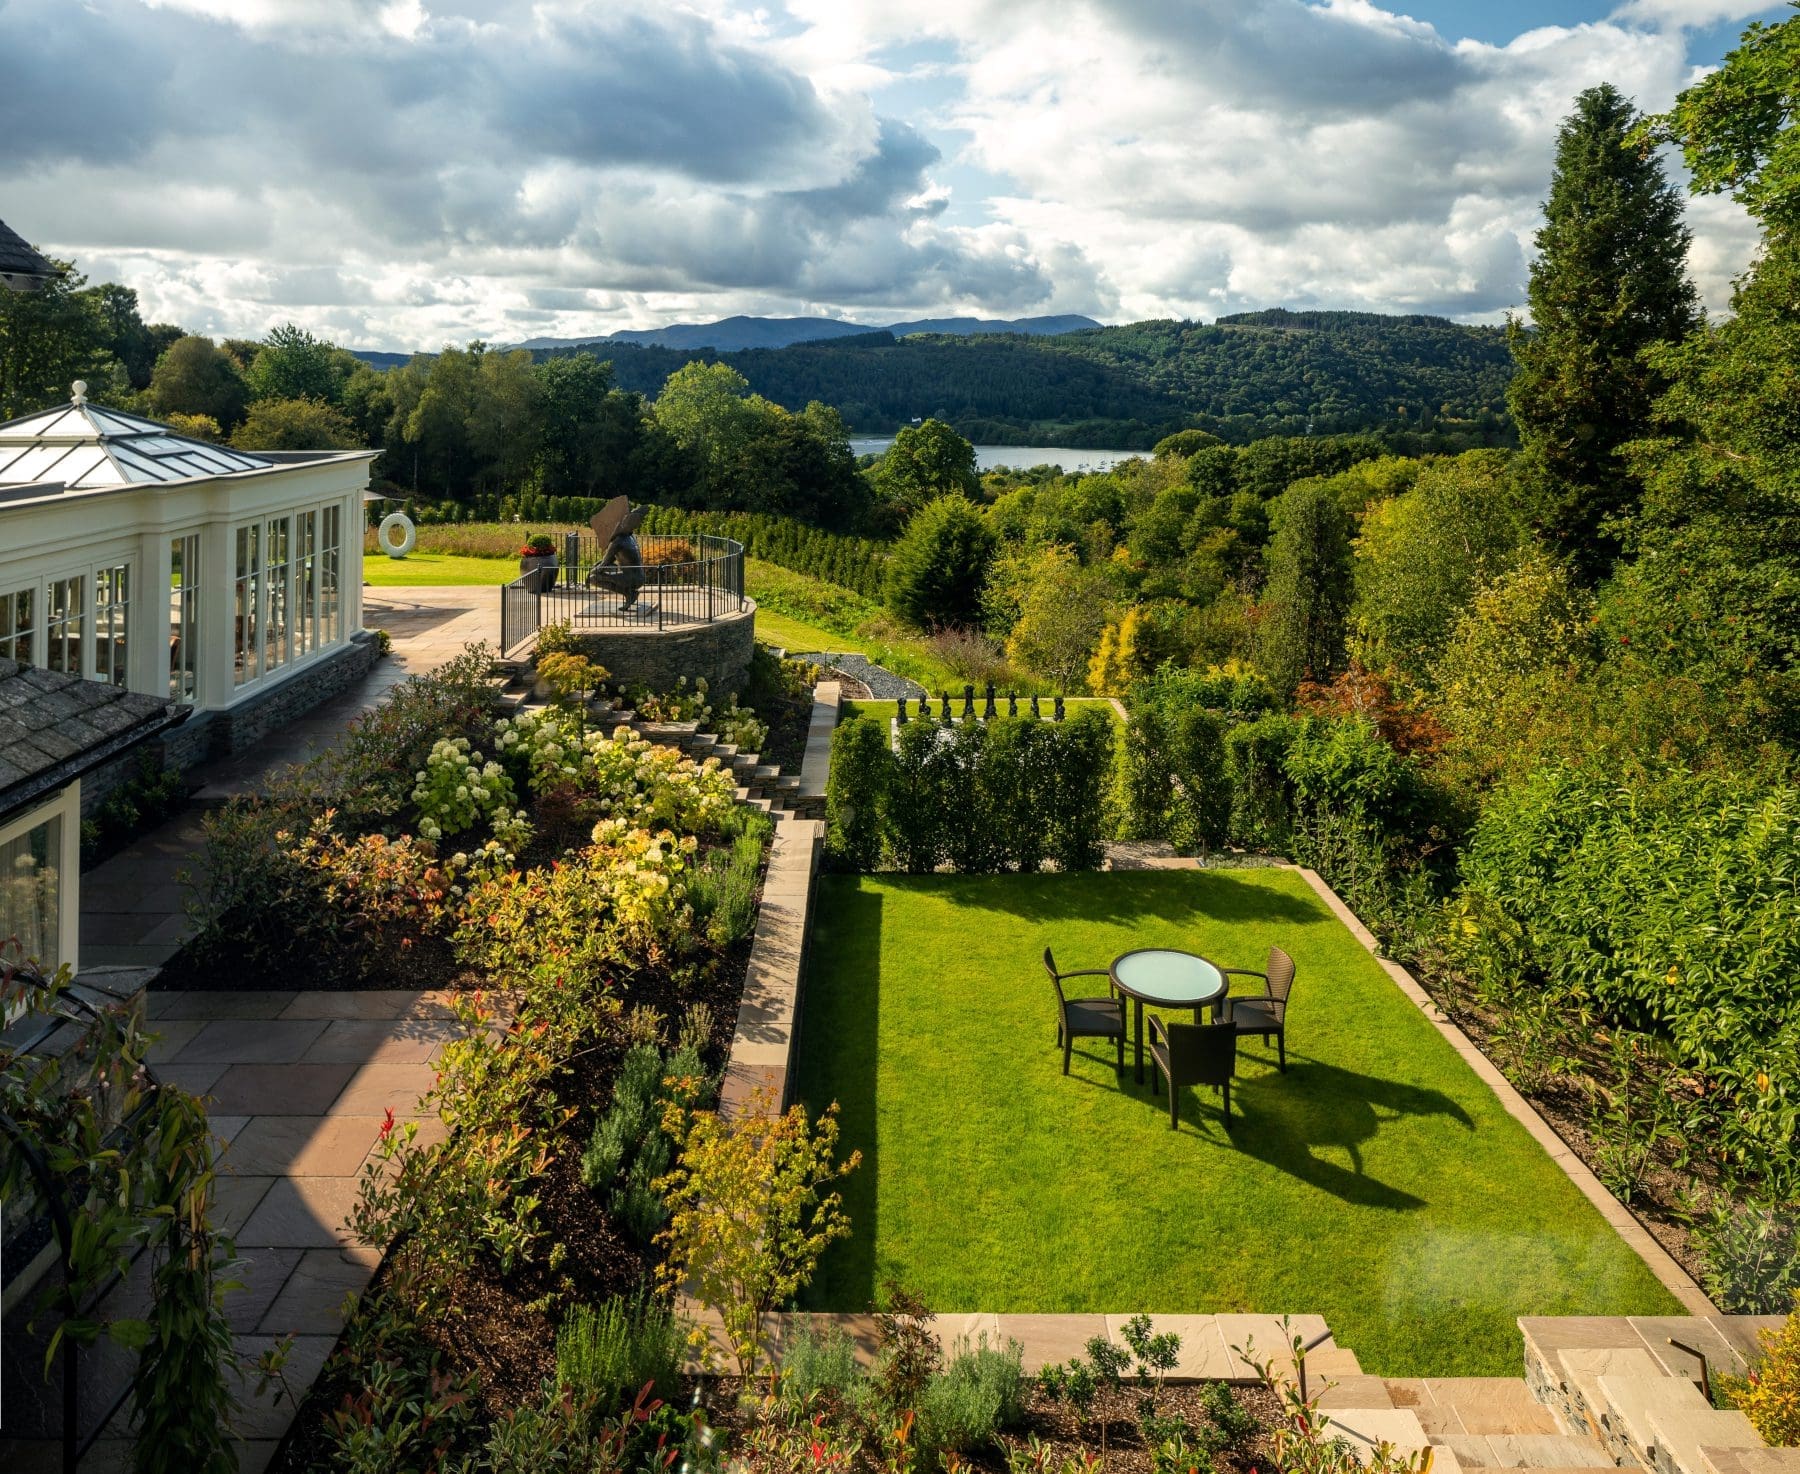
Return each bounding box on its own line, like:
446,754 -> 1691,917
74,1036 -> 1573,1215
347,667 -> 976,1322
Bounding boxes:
1700,1450 -> 1800,1474
1387,1378 -> 1564,1437
1431,1433 -> 1618,1469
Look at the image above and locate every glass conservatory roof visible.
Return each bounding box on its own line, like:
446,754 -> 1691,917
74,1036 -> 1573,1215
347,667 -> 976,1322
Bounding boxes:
0,385 -> 274,490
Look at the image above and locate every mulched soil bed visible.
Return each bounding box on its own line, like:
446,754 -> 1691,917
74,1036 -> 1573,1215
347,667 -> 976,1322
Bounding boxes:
698,1379 -> 1281,1474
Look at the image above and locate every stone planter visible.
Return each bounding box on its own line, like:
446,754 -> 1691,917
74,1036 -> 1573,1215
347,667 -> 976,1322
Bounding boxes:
518,552 -> 558,593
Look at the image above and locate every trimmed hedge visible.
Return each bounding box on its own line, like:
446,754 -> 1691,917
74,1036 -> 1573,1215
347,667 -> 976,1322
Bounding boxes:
825,709 -> 1113,873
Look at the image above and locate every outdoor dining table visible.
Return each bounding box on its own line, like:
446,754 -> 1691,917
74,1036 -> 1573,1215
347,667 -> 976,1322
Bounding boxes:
1108,948 -> 1228,1084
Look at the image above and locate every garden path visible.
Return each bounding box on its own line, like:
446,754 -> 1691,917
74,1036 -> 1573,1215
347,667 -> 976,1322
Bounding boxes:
3,589 -> 498,1470
79,587 -> 500,971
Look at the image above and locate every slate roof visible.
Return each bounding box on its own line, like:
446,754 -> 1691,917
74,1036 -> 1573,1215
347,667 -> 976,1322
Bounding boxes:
0,219 -> 55,286
0,393 -> 274,490
0,658 -> 184,824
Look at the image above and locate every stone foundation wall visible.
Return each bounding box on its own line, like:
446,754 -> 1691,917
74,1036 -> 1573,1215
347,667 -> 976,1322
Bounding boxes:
571,604 -> 755,696
79,633 -> 382,816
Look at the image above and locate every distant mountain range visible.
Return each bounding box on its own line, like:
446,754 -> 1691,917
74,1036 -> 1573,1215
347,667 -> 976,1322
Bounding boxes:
346,308 -> 1517,450
507,313 -> 1103,353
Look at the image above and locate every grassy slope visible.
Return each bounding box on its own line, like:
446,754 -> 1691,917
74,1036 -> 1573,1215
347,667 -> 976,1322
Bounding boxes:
795,868 -> 1678,1375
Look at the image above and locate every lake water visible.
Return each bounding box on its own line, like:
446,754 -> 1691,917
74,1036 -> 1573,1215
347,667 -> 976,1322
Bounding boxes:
849,438 -> 1147,473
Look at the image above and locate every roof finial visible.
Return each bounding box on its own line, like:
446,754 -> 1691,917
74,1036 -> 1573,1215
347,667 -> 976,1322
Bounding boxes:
70,380 -> 87,406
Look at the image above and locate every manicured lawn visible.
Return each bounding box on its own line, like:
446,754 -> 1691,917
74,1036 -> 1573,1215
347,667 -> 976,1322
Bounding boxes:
795,869 -> 1680,1376
364,552 -> 518,586
753,606 -> 865,658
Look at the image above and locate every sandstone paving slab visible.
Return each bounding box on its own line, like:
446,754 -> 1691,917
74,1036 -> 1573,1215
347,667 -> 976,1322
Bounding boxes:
1593,1372 -> 1710,1461
209,1113 -> 251,1143
299,1016 -> 459,1064
220,1248 -> 308,1332
329,1060 -> 441,1116
172,1017 -> 330,1064
224,1113 -> 387,1177
1101,1313 -> 1238,1380
280,989 -> 459,1021
212,1174 -> 276,1236
154,1061 -> 229,1095
1700,1449 -> 1800,1474
1320,1406 -> 1429,1456
1214,1312 -> 1330,1380
357,1115 -> 448,1176
237,1175 -> 363,1249
144,1017 -> 205,1061
205,1062 -> 358,1115
1645,1405 -> 1763,1474
227,1333 -> 335,1439
1485,1433 -> 1618,1467
933,1313 -> 1003,1352
1706,1316 -> 1787,1370
1318,1375 -> 1397,1410
258,1246 -> 381,1335
999,1313 -> 1110,1372
152,991 -> 299,1020
1629,1315 -> 1748,1381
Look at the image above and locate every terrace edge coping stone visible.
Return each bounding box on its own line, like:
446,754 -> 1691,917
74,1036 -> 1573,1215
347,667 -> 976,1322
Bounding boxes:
717,683 -> 837,1121
1286,864 -> 1714,1317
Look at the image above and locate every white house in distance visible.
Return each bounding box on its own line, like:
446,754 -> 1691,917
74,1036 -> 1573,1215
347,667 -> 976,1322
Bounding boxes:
0,383 -> 378,976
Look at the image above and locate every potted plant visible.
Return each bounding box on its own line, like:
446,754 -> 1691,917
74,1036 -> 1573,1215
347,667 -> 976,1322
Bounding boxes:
519,533 -> 559,592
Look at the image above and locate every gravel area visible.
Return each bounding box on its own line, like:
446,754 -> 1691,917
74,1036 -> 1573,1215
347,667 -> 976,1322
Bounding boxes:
814,651 -> 925,699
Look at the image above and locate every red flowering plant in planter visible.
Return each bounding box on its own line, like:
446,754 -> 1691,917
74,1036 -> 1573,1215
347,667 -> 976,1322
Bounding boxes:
520,534 -> 557,557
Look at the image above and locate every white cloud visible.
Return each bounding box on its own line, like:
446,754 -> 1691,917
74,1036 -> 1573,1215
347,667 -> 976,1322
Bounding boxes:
0,0 -> 1773,346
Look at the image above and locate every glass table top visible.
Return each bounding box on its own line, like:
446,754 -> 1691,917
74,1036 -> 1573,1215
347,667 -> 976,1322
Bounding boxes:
1110,949 -> 1225,1006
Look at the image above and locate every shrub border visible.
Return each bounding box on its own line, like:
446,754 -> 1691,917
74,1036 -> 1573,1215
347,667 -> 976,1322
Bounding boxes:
1285,863 -> 1715,1316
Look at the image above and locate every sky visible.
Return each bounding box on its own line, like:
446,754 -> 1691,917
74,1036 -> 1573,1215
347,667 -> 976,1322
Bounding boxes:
0,0 -> 1787,351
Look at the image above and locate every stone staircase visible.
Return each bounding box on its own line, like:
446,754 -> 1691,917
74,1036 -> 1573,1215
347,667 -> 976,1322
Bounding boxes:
487,660 -> 824,821
1306,1314 -> 1796,1474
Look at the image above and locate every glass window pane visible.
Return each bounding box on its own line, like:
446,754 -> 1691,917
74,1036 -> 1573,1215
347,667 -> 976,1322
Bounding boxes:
266,516 -> 290,673
45,576 -> 85,676
170,534 -> 199,701
0,812 -> 62,973
95,563 -> 130,686
0,589 -> 33,665
235,524 -> 259,685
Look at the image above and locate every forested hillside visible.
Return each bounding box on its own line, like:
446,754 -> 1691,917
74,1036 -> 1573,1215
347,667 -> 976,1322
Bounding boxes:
554,309 -> 1514,447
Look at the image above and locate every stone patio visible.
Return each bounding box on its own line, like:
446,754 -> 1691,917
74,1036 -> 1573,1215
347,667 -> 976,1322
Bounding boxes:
1,988 -> 458,1474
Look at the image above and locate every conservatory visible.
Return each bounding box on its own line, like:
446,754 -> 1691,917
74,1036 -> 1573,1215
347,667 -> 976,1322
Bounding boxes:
0,384 -> 376,725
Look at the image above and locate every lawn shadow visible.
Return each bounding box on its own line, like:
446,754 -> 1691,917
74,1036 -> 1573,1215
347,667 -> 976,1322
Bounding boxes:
797,882 -> 882,1305
1219,1055 -> 1476,1211
950,869 -> 1323,930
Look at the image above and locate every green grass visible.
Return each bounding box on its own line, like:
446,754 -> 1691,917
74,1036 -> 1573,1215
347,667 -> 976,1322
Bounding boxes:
795,869 -> 1680,1376
363,552 -> 519,586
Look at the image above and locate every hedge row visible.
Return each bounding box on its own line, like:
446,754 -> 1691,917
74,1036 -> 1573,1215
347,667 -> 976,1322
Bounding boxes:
826,709 -> 1115,873
639,506 -> 890,600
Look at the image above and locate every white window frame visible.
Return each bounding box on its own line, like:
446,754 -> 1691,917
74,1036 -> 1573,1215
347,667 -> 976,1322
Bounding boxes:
169,531 -> 202,703
229,498 -> 350,692
3,558 -> 136,685
0,783 -> 81,976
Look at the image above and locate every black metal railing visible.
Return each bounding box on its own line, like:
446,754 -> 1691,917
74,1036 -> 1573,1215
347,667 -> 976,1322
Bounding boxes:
500,533 -> 746,655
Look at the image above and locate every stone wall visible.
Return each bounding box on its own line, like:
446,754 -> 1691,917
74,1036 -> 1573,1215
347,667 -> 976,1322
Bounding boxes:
79,633 -> 381,816
569,604 -> 755,696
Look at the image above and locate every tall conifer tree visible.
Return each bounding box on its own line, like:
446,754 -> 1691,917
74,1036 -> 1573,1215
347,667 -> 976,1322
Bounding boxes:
1509,84 -> 1700,579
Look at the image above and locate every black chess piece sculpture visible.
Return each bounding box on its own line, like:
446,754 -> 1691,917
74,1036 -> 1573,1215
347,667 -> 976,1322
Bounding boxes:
1008,692 -> 1019,717
1053,696 -> 1066,721
983,684 -> 997,720
896,695 -> 909,723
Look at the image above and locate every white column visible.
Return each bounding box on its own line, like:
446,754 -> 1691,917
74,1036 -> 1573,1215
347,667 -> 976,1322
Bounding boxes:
198,518 -> 235,710
130,531 -> 170,698
344,493 -> 365,636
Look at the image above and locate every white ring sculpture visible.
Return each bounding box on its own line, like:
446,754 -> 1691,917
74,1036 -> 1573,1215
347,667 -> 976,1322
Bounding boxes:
377,510 -> 417,559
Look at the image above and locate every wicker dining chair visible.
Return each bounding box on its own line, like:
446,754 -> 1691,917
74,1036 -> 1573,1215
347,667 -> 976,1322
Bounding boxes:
1148,1017 -> 1238,1129
1221,945 -> 1294,1072
1043,946 -> 1125,1077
